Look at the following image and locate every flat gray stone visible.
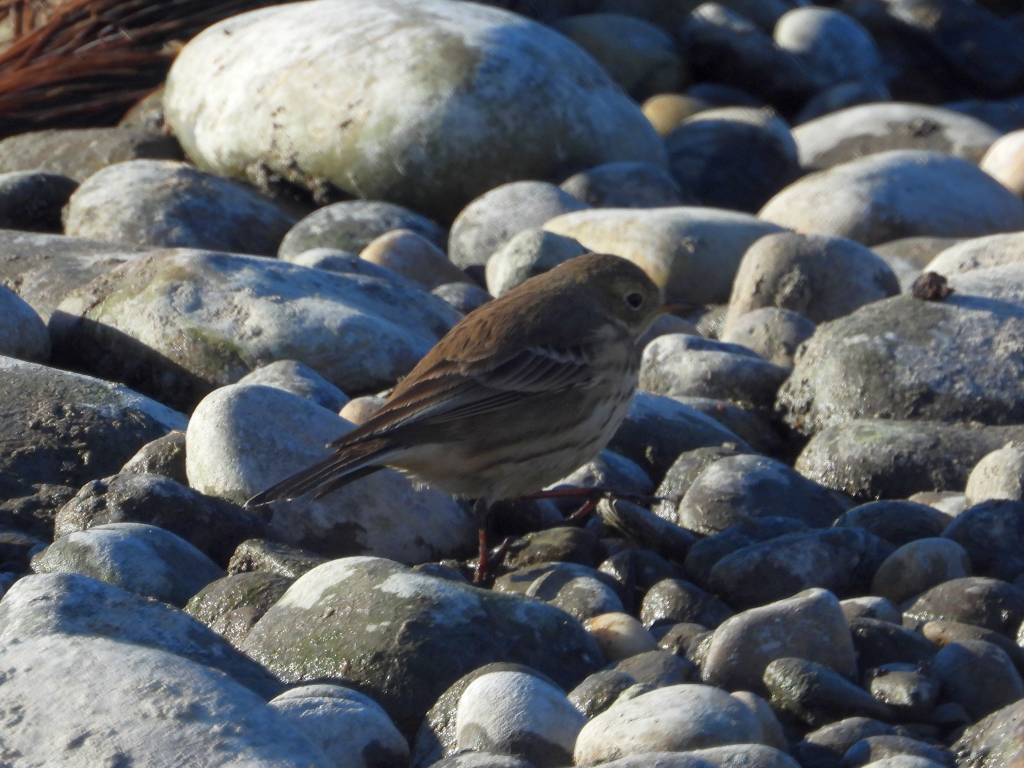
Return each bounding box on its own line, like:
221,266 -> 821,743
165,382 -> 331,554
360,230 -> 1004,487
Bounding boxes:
49,248 -> 460,410
0,229 -> 150,321
795,419 -> 1024,501
792,103 -> 1000,170
777,294 -> 1024,435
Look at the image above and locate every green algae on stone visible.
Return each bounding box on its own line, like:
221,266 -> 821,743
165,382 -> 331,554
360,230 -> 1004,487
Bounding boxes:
240,557 -> 603,738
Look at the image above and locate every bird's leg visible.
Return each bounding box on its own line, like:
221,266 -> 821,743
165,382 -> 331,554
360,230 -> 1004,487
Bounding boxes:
524,486 -> 664,523
473,497 -> 491,584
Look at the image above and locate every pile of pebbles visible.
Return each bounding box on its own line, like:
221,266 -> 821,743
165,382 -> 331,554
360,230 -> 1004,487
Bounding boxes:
1,0 -> 1024,765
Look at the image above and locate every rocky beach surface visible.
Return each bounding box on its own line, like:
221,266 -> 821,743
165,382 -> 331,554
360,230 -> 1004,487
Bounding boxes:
1,0 -> 1024,765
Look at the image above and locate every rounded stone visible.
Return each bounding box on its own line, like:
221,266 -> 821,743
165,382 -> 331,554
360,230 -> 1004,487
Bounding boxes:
584,613 -> 659,662
724,232 -> 900,332
640,578 -> 734,630
0,285 -> 50,363
559,161 -> 690,210
241,558 -> 603,737
925,232 -> 1024,277
269,685 -> 410,768
550,14 -> 686,102
719,307 -> 815,368
903,576 -> 1024,637
0,634 -> 334,767
774,7 -> 884,91
676,453 -> 847,536
942,499 -> 1024,582
484,228 -> 588,297
966,444 -> 1024,504
834,500 -> 952,547
776,294 -> 1024,435
870,538 -> 972,604
165,0 -> 666,223
449,181 -> 589,279
701,588 -> 857,696
54,472 -> 268,568
543,206 -> 785,305
568,670 -> 637,719
432,282 -> 493,314
278,200 -> 446,258
760,150 -> 1024,247
932,639 -> 1024,720
640,334 -> 790,409
665,107 -> 801,212
706,528 -> 886,609
843,735 -> 951,767
981,128 -> 1024,197
642,93 -> 710,137
795,419 -> 1024,502
50,249 -> 460,411
763,657 -> 892,727
359,229 -> 471,290
456,671 -> 586,768
63,159 -> 295,256
237,360 -> 349,413
573,684 -> 764,767
30,522 -> 223,607
792,103 -> 1000,170
186,383 -> 475,562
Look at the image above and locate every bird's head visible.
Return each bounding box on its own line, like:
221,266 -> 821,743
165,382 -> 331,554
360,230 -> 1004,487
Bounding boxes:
558,252 -> 664,337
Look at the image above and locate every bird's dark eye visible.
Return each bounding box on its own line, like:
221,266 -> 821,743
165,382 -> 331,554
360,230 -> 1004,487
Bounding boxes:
625,292 -> 644,309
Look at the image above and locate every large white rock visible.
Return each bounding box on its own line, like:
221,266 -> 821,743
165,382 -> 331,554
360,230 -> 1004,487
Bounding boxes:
186,383 -> 476,563
49,248 -> 461,410
164,0 -> 666,223
0,634 -> 334,767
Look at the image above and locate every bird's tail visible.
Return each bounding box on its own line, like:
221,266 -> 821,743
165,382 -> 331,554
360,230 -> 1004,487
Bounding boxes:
245,437 -> 397,507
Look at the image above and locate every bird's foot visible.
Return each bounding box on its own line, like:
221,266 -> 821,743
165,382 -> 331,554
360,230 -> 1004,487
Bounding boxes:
524,486 -> 664,522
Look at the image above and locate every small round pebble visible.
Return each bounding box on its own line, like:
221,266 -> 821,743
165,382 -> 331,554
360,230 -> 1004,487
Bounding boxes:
456,670 -> 585,768
584,613 -> 658,662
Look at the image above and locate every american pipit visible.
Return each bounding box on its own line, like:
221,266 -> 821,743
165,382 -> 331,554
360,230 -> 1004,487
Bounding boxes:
247,252 -> 663,579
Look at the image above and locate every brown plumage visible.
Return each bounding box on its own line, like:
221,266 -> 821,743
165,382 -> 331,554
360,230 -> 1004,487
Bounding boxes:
246,252 -> 663,575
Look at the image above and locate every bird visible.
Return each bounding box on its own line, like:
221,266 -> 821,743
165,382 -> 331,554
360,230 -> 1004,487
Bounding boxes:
246,252 -> 664,580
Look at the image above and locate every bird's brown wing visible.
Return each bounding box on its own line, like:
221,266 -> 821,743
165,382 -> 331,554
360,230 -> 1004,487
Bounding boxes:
245,437 -> 398,506
329,343 -> 596,445
244,345 -> 596,506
